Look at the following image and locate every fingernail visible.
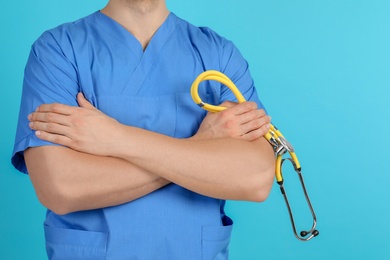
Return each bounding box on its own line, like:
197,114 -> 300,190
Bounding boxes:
28,114 -> 32,120
35,131 -> 41,136
29,122 -> 33,128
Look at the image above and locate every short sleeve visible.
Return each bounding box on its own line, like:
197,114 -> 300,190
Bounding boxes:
12,32 -> 80,174
220,40 -> 266,111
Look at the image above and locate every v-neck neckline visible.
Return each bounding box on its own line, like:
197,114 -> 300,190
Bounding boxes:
94,11 -> 177,57
91,11 -> 178,95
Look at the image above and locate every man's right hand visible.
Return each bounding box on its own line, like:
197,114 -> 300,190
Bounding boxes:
192,101 -> 271,142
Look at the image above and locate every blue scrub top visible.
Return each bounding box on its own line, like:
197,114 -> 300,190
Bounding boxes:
12,11 -> 265,260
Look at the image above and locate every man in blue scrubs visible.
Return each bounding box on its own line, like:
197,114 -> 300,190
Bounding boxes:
13,0 -> 275,259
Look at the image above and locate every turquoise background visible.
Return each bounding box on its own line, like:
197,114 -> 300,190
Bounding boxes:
1,0 -> 389,259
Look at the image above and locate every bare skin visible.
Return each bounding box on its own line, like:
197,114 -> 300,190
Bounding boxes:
27,93 -> 274,215
101,0 -> 170,50
24,0 -> 275,215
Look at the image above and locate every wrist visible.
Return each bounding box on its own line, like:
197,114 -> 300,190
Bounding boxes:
111,125 -> 155,161
105,123 -> 133,158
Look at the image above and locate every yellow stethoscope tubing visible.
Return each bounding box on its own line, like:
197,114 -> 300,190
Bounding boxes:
191,70 -> 319,241
190,70 -> 299,183
190,71 -> 246,111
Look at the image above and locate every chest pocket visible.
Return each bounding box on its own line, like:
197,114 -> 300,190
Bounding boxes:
96,93 -> 206,138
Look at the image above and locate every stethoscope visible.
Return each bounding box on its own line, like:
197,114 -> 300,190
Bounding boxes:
190,70 -> 319,241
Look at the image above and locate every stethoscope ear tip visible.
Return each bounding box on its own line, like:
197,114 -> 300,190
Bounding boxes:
300,231 -> 309,237
300,229 -> 319,240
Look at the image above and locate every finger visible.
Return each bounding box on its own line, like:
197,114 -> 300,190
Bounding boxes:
35,130 -> 73,147
240,114 -> 271,135
241,123 -> 271,142
77,92 -> 96,110
219,101 -> 237,109
227,101 -> 258,116
238,109 -> 267,125
35,103 -> 73,115
28,111 -> 71,126
29,121 -> 70,136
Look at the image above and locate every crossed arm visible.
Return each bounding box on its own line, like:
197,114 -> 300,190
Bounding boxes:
26,93 -> 275,215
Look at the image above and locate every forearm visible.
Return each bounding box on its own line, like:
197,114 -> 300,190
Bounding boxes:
25,146 -> 170,214
115,126 -> 275,201
27,98 -> 274,202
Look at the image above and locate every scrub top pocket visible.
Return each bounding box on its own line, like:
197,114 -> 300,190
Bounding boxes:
44,225 -> 108,260
201,217 -> 233,260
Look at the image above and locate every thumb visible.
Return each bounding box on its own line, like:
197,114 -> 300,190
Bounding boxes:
77,92 -> 96,110
219,101 -> 237,108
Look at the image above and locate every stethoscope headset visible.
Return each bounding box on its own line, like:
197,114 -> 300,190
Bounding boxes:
190,70 -> 319,241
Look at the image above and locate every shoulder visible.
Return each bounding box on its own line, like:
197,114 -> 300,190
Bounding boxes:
173,14 -> 242,70
175,14 -> 233,48
32,12 -> 99,52
29,11 -> 108,69
40,12 -> 97,37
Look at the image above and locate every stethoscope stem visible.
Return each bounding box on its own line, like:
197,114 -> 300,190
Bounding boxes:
279,158 -> 319,241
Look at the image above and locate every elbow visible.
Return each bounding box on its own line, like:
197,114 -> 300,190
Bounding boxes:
25,147 -> 80,215
246,152 -> 276,202
249,167 -> 275,202
251,182 -> 274,203
34,185 -> 76,215
46,197 -> 75,216
234,164 -> 274,202
30,172 -> 78,215
40,202 -> 71,216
